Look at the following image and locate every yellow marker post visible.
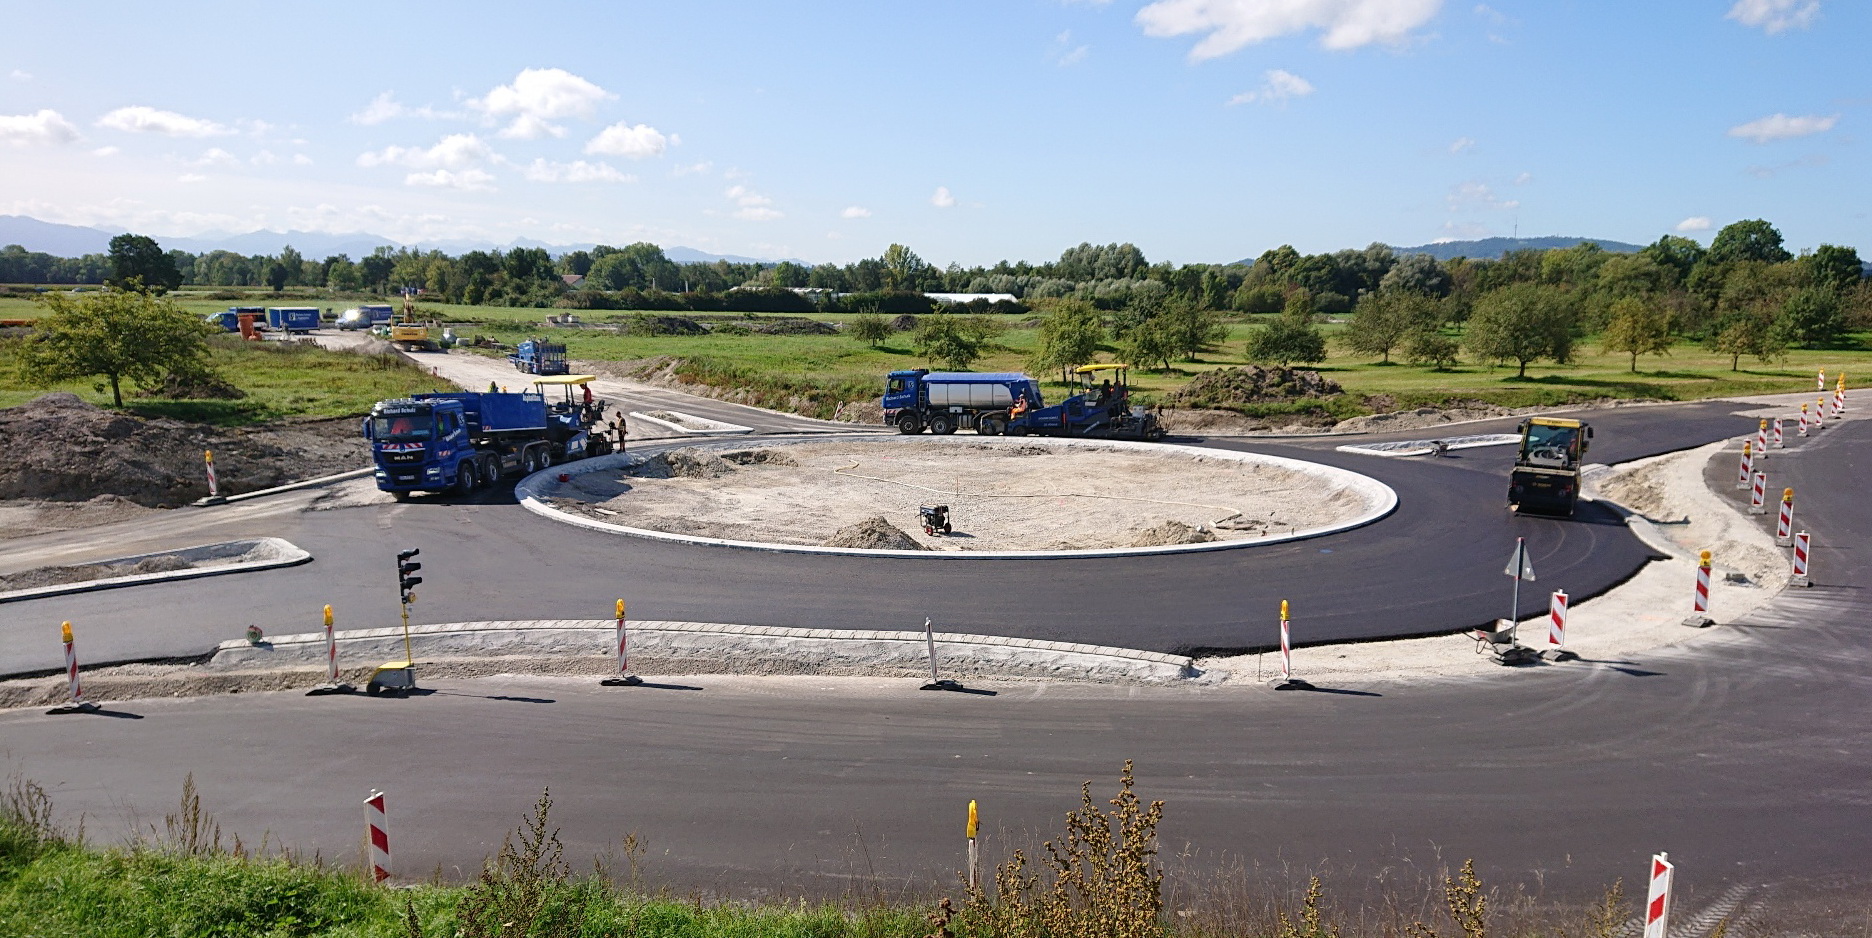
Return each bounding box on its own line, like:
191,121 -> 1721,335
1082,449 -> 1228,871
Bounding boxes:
1737,440 -> 1753,489
967,800 -> 979,890
309,603 -> 354,694
602,598 -> 641,686
1777,488 -> 1796,545
48,620 -> 97,713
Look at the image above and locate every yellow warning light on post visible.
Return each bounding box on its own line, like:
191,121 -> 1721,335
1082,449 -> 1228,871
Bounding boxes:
1783,488 -> 1794,503
204,449 -> 213,461
61,621 -> 72,644
967,800 -> 978,839
324,604 -> 333,627
1759,418 -> 1768,429
1281,599 -> 1290,621
616,599 -> 625,618
1743,441 -> 1751,454
1699,550 -> 1711,565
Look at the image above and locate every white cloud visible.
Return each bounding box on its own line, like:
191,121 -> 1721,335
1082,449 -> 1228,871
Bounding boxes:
1226,68 -> 1315,106
1726,0 -> 1819,33
191,147 -> 241,167
1727,112 -> 1837,143
1051,30 -> 1091,66
585,122 -> 668,158
1675,216 -> 1713,232
0,109 -> 81,146
251,149 -> 278,165
931,186 -> 956,208
405,168 -> 496,191
357,133 -> 491,169
522,158 -> 634,183
1138,0 -> 1444,59
1059,44 -> 1091,66
720,184 -> 781,221
349,91 -> 455,126
725,184 -> 770,207
841,205 -> 872,219
735,207 -> 783,221
92,146 -> 119,157
9,69 -> 29,81
96,105 -> 233,137
1448,136 -> 1475,154
1513,171 -> 1532,185
471,67 -> 612,139
293,153 -> 313,165
177,173 -> 207,184
1448,180 -> 1518,211
673,161 -> 712,176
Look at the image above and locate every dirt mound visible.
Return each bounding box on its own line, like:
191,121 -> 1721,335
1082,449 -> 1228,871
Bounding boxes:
1129,520 -> 1217,547
831,399 -> 883,424
0,393 -> 371,507
1172,367 -> 1342,408
748,318 -> 838,336
720,449 -> 798,467
628,447 -> 733,479
821,516 -> 927,550
888,314 -> 919,331
0,553 -> 192,592
623,315 -> 707,336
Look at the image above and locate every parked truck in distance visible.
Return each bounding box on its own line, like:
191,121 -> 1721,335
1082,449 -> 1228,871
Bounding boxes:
364,375 -> 614,498
1507,417 -> 1593,516
882,365 -> 1164,441
510,338 -> 568,375
884,370 -> 1042,435
205,307 -> 266,332
265,306 -> 320,335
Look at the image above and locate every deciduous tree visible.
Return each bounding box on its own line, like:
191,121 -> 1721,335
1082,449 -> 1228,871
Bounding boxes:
1599,297 -> 1674,372
1464,282 -> 1576,377
106,233 -> 182,294
21,287 -> 218,407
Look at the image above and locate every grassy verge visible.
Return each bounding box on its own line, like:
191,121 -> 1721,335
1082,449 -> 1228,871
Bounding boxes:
0,335 -> 450,426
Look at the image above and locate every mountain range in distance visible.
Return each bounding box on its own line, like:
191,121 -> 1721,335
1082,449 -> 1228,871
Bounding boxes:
0,215 -> 778,266
5,213 -> 1652,268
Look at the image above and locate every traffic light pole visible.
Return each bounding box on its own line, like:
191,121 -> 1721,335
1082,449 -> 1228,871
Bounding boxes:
369,549 -> 424,696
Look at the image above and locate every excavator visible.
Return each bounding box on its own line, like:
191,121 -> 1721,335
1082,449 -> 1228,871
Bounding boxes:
1508,416 -> 1593,516
388,292 -> 442,352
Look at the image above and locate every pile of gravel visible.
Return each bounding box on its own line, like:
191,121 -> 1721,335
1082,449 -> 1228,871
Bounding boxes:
628,448 -> 734,479
1129,520 -> 1217,547
720,449 -> 798,467
0,553 -> 193,592
821,516 -> 927,550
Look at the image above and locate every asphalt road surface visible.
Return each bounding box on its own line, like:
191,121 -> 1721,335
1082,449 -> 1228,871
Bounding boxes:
3,391 -> 1863,912
0,402 -> 1760,675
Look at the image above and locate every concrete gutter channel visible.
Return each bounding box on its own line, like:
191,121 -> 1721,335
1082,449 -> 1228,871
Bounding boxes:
0,537 -> 311,604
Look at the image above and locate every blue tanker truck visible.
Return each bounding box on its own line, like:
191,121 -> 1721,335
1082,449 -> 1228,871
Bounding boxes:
364,376 -> 614,498
883,365 -> 1164,440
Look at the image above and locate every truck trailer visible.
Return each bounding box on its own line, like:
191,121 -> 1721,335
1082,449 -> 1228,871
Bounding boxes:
883,370 -> 1042,435
365,375 -> 613,498
265,306 -> 320,335
509,338 -> 569,375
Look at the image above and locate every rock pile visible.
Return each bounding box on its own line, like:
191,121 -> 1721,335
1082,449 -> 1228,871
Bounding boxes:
1170,367 -> 1342,408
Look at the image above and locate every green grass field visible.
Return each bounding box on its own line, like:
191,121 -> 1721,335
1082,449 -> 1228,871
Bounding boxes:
5,287 -> 1866,423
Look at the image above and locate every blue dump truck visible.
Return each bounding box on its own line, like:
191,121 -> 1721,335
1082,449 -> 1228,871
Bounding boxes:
265,306 -> 320,335
509,337 -> 568,375
365,375 -> 614,499
205,306 -> 266,332
883,365 -> 1164,440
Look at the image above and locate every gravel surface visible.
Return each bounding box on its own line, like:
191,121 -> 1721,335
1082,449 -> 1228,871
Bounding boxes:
550,438 -> 1372,551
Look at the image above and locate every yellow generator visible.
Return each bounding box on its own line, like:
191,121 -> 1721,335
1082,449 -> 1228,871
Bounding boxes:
1508,417 -> 1593,516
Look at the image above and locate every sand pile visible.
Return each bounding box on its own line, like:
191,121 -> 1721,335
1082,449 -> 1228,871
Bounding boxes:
822,516 -> 928,550
1129,520 -> 1217,547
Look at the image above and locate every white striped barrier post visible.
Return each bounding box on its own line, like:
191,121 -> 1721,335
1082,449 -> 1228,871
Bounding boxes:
1683,551 -> 1713,627
1755,418 -> 1768,457
1837,373 -> 1848,416
307,604 -> 354,695
365,790 -> 390,883
1272,599 -> 1311,689
202,448 -> 225,504
601,599 -> 641,687
1644,852 -> 1674,938
1817,398 -> 1829,430
1818,368 -> 1826,391
1776,488 -> 1795,546
1748,472 -> 1766,514
1547,589 -> 1568,648
1772,416 -> 1783,448
1799,403 -> 1810,437
1790,531 -> 1811,587
966,800 -> 979,891
47,621 -> 99,714
1735,441 -> 1752,489
920,618 -> 962,691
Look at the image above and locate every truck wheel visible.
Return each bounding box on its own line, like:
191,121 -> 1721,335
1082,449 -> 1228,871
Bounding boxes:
454,461 -> 478,495
481,457 -> 501,485
1008,423 -> 1028,437
979,417 -> 1004,436
895,413 -> 923,435
929,415 -> 955,435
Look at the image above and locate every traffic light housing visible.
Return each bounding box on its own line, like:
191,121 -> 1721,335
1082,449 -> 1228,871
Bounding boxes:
397,548 -> 422,604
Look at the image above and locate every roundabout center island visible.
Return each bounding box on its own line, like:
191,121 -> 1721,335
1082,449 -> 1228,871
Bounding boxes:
528,436 -> 1396,557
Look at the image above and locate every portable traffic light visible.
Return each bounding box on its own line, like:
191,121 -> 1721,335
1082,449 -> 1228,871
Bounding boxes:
396,548 -> 422,604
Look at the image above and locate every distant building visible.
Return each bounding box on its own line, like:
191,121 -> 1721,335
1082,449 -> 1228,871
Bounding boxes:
561,274 -> 586,288
925,292 -> 1018,305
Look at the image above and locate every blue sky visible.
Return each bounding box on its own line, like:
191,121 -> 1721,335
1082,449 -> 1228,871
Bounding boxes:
0,1 -> 1862,266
